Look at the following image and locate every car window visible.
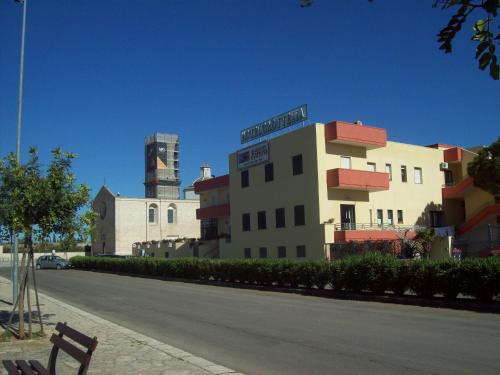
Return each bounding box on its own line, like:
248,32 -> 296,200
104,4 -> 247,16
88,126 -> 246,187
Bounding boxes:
49,256 -> 54,261
40,256 -> 46,261
54,256 -> 64,261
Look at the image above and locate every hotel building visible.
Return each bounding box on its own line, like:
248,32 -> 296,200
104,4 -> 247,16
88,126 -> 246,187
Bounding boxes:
194,120 -> 499,260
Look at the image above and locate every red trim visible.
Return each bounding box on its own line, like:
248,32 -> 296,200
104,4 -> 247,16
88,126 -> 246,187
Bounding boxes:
426,143 -> 457,150
456,204 -> 500,235
194,174 -> 229,193
442,177 -> 473,199
327,168 -> 389,191
335,230 -> 416,242
325,121 -> 387,148
444,147 -> 463,163
196,203 -> 230,220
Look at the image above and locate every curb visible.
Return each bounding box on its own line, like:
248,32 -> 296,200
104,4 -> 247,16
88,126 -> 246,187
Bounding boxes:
80,269 -> 500,314
0,276 -> 244,375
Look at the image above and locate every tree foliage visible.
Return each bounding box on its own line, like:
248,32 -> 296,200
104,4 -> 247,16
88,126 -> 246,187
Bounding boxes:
467,137 -> 500,195
300,0 -> 499,80
0,147 -> 90,249
434,0 -> 499,80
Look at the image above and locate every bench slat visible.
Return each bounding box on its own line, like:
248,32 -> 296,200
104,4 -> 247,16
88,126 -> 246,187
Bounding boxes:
55,322 -> 97,350
14,360 -> 35,375
2,360 -> 20,375
50,334 -> 90,366
28,360 -> 49,375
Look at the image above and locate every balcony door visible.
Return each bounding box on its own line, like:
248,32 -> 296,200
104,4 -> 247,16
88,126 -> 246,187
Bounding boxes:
340,204 -> 356,230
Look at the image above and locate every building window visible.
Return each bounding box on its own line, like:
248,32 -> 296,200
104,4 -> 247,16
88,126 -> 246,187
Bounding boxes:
296,245 -> 306,258
367,162 -> 376,172
341,156 -> 351,169
387,210 -> 394,225
275,208 -> 285,228
292,154 -> 303,175
444,170 -> 454,186
401,165 -> 407,183
242,213 -> 251,231
259,247 -> 268,258
385,164 -> 392,181
414,167 -> 423,184
278,246 -> 286,258
148,204 -> 158,224
244,248 -> 251,258
397,210 -> 404,224
257,211 -> 267,230
241,170 -> 249,188
265,163 -> 274,182
167,204 -> 177,224
430,211 -> 444,227
294,205 -> 305,226
377,209 -> 383,226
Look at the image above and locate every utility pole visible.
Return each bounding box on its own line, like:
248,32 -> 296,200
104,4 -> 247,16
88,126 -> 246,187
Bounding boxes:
12,0 -> 28,303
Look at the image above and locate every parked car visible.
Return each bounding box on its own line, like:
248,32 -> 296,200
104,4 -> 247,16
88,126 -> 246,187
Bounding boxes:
36,255 -> 71,270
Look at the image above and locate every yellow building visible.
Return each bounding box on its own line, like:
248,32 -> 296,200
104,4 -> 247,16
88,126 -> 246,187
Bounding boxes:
195,120 -> 498,260
437,144 -> 500,256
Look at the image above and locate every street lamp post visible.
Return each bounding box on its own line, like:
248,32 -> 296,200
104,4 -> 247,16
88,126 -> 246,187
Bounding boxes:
12,0 -> 28,303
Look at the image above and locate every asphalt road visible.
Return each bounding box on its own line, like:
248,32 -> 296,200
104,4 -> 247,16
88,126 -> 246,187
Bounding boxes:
1,268 -> 499,375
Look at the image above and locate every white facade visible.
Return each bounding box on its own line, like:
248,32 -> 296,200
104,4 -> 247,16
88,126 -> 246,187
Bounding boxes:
92,186 -> 200,255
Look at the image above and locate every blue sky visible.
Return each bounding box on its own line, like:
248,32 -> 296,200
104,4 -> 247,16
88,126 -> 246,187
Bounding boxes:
1,0 -> 498,199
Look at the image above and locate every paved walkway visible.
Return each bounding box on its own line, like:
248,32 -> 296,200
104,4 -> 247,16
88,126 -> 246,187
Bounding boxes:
0,276 -> 242,375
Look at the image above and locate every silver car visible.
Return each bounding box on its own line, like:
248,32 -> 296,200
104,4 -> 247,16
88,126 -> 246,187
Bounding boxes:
35,255 -> 71,270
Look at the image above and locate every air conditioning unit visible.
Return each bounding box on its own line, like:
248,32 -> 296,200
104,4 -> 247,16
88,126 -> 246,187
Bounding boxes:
440,162 -> 449,170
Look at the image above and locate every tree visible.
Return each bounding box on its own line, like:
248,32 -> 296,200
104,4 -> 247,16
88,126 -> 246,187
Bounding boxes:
0,147 -> 90,339
413,228 -> 437,258
467,137 -> 500,195
300,0 -> 499,80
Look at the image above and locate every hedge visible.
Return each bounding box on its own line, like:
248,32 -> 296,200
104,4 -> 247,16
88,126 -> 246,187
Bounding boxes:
70,253 -> 500,302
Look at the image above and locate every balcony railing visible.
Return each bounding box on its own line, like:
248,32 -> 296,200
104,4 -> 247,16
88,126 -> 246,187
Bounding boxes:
334,223 -> 425,232
325,121 -> 387,149
327,168 -> 390,191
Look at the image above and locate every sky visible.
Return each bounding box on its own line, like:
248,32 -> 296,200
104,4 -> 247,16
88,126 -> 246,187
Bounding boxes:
0,0 -> 499,199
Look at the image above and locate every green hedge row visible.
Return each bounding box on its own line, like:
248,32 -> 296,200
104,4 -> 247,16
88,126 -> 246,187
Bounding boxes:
70,253 -> 500,302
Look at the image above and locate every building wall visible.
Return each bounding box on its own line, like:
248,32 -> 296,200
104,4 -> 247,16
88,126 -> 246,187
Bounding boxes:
316,140 -> 445,229
92,187 -> 117,254
93,187 -> 200,255
226,125 -> 324,260
115,198 -> 200,254
226,123 -> 447,260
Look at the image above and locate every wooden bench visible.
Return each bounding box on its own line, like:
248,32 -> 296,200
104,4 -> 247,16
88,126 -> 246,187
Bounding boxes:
2,322 -> 98,375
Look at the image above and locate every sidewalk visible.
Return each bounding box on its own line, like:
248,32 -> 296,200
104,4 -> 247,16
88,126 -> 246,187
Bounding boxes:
0,276 -> 243,375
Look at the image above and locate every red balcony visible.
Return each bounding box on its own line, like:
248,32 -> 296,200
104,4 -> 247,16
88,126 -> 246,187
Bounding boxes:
334,230 -> 416,242
196,203 -> 230,220
194,174 -> 229,193
325,121 -> 387,149
444,147 -> 463,163
442,177 -> 473,199
327,168 -> 389,192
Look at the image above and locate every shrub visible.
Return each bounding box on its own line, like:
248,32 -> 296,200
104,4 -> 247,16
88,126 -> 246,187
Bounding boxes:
436,260 -> 462,299
409,260 -> 440,298
69,255 -> 500,302
389,260 -> 412,296
460,257 -> 500,302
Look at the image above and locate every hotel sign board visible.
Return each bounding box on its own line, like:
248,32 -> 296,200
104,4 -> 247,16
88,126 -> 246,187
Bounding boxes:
240,104 -> 308,144
237,141 -> 269,170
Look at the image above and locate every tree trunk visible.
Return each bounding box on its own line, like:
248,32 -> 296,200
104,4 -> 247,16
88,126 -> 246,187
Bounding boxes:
17,248 -> 27,339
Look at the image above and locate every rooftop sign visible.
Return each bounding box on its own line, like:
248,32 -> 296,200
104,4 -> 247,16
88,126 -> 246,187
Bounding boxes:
237,142 -> 269,169
240,104 -> 307,144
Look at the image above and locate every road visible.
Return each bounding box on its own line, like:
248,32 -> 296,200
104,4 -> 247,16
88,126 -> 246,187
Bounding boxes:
1,268 -> 499,375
